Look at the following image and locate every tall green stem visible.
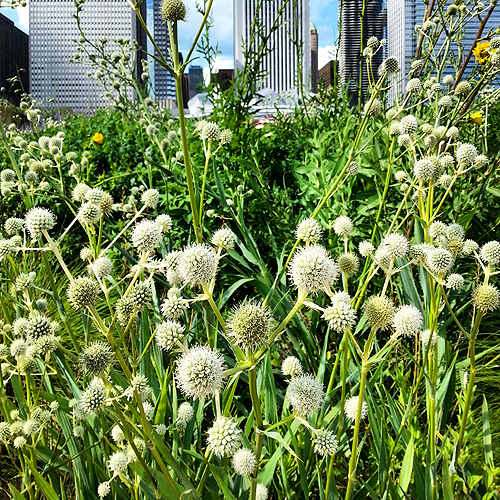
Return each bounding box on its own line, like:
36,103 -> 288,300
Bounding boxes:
249,366 -> 264,500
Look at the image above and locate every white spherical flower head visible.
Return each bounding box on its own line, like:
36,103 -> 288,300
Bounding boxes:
85,188 -> 104,205
178,243 -> 218,286
446,273 -> 464,290
111,424 -> 125,443
97,482 -> 111,498
421,329 -> 438,348
229,300 -> 272,352
156,214 -> 173,233
344,395 -> 368,422
177,401 -> 194,425
281,356 -> 303,378
131,220 -> 163,252
287,374 -> 324,416
313,429 -> 338,456
232,448 -> 257,476
289,245 -> 336,294
155,320 -> 185,352
400,115 -> 418,134
211,227 -> 235,250
426,248 -> 454,275
296,218 -> 323,243
207,416 -> 241,457
393,304 -> 423,337
176,345 -> 225,399
25,207 -> 56,239
161,292 -> 189,320
79,341 -> 114,377
413,158 -> 435,180
322,300 -> 357,333
72,183 -> 89,203
67,277 -> 100,310
108,451 -> 128,474
363,295 -> 395,330
92,257 -> 113,278
256,484 -> 269,500
446,223 -> 465,242
79,202 -> 101,226
381,233 -> 410,259
473,284 -> 500,313
429,221 -> 447,239
141,188 -> 160,209
456,143 -> 478,166
81,377 -> 107,414
358,241 -> 375,257
333,216 -> 353,237
480,241 -> 500,266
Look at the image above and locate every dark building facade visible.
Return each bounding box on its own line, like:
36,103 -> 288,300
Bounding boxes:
188,65 -> 203,99
339,0 -> 386,103
310,21 -> 318,93
0,12 -> 29,104
318,60 -> 338,89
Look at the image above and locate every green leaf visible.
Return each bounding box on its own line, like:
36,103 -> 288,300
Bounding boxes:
483,395 -> 494,468
399,436 -> 414,493
28,462 -> 60,500
262,429 -> 301,461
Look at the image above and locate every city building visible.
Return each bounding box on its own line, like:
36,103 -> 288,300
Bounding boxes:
318,60 -> 338,89
30,0 -> 146,113
0,12 -> 29,105
234,0 -> 311,95
339,0 -> 386,103
386,0 -> 500,99
189,65 -> 204,100
310,21 -> 318,92
147,0 -> 175,101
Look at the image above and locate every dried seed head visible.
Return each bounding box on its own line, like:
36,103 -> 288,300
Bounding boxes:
393,304 -> 424,337
314,429 -> 338,456
287,374 -> 324,416
364,295 -> 395,329
207,416 -> 241,457
229,300 -> 272,352
296,218 -> 323,243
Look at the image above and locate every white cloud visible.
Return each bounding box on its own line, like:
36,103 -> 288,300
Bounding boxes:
17,1 -> 29,33
318,45 -> 337,70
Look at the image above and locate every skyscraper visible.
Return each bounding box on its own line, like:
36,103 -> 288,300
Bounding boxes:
310,21 -> 318,93
234,0 -> 311,95
339,0 -> 386,103
30,0 -> 146,113
147,0 -> 175,101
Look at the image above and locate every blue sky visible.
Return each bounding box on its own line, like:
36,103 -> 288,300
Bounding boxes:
2,0 -> 339,68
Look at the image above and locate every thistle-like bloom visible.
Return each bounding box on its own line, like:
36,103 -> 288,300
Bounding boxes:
141,188 -> 160,209
161,288 -> 189,319
333,216 -> 353,237
446,223 -> 465,241
281,356 -> 303,378
161,0 -> 187,22
15,272 -> 36,291
358,241 -> 375,257
413,158 -> 435,180
256,484 -> 268,500
93,257 -> 113,278
426,248 -> 454,275
337,252 -> 359,275
177,402 -> 194,426
108,451 -> 128,474
4,217 -> 23,235
131,220 -> 163,252
81,378 -> 107,414
287,374 -> 324,416
80,247 -> 93,261
429,221 -> 447,239
207,416 -> 241,457
79,341 -> 114,377
344,395 -> 368,422
393,305 -> 423,337
176,346 -> 225,399
446,273 -> 464,291
97,482 -> 111,498
456,143 -> 478,166
26,313 -> 52,341
400,115 -> 418,134
228,300 -> 272,352
211,227 -> 235,250
85,188 -> 104,205
156,214 -> 172,233
232,448 -> 257,476
111,424 -> 125,443
100,193 -> 114,216
130,282 -> 152,308
473,284 -> 500,313
67,277 -> 100,309
480,241 -> 500,266
313,429 -> 338,456
322,299 -> 357,333
14,436 -> 26,448
178,243 -> 218,286
462,239 -> 479,256
381,233 -> 410,259
364,98 -> 381,116
363,295 -> 395,330
24,207 -> 55,239
79,202 -> 101,225
421,329 -> 438,348
128,374 -> 152,402
155,320 -> 185,352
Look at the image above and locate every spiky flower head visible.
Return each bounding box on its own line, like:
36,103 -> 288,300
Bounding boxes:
85,188 -> 104,205
414,158 -> 435,180
156,214 -> 172,233
480,241 -> 500,266
1,169 -> 16,182
207,416 -> 241,457
344,395 -> 368,422
398,133 -> 412,148
395,170 -> 408,182
401,115 -> 418,134
473,284 -> 500,313
421,329 -> 438,348
67,277 -> 100,309
462,239 -> 479,256
100,193 -> 113,216
116,295 -> 136,326
211,228 -> 235,250
81,377 -> 107,414
97,482 -> 111,498
130,282 -> 152,308
79,202 -> 101,225
446,127 -> 459,141
446,237 -> 463,257
232,448 -> 257,476
456,143 -> 478,165
358,241 -> 375,257
111,424 -> 125,443
219,128 -> 233,144
333,216 -> 353,237
347,161 -> 359,175
0,422 -> 10,442
439,96 -> 453,109
93,257 -> 113,278
161,291 -> 189,320
14,436 -> 26,448
363,295 -> 395,329
426,248 -> 454,275
23,418 -> 39,436
281,356 -> 303,378
15,272 -> 36,291
79,341 -> 114,377
367,36 -> 379,50
322,299 -> 357,333
229,300 -> 272,352
25,207 -> 55,239
389,121 -> 401,136
177,401 -> 194,425
13,318 -> 30,337
474,154 -> 488,169
429,221 -> 447,239
381,233 -> 410,259
289,245 -> 337,293
155,320 -> 185,352
337,252 -> 359,276
287,374 -> 324,416
155,423 -> 167,436
406,78 -> 422,95
296,218 -> 323,243
256,484 -> 268,500
200,122 -> 220,141
380,56 -> 400,74
108,451 -> 128,474
447,223 -> 465,241
455,81 -> 471,96
5,217 -> 23,235
364,98 -> 382,116
131,220 -> 163,252
178,243 -> 218,286
314,429 -> 338,456
80,247 -> 93,261
161,0 -> 187,22
26,313 -> 52,341
176,345 -> 225,399
393,304 -> 424,337
141,189 -> 160,209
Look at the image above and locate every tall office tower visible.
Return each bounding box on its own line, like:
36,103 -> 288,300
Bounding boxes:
387,0 -> 500,99
0,12 -> 29,104
30,0 -> 146,113
339,0 -> 386,103
148,0 -> 175,101
310,21 -> 318,93
234,0 -> 311,95
188,65 -> 203,99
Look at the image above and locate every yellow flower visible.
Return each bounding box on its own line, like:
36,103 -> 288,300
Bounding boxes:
92,132 -> 104,144
472,41 -> 491,64
470,112 -> 482,125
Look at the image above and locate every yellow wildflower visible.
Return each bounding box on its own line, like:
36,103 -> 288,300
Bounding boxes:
472,41 -> 491,64
92,132 -> 104,144
470,112 -> 482,125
